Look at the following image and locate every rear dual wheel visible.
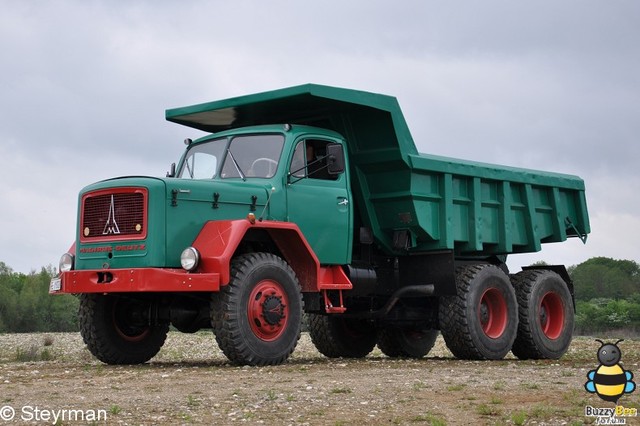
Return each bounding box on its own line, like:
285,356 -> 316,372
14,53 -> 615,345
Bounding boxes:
377,326 -> 439,358
309,317 -> 438,359
439,264 -> 518,360
308,315 -> 377,358
511,270 -> 574,360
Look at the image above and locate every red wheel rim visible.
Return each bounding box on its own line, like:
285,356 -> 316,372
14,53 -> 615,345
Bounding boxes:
539,292 -> 564,339
478,288 -> 508,339
248,279 -> 289,342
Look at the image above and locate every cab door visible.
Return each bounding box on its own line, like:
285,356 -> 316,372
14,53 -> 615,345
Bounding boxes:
285,138 -> 352,265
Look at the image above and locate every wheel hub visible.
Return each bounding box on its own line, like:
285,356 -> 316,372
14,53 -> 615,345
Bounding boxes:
262,295 -> 285,326
539,292 -> 564,340
248,280 -> 290,342
112,298 -> 151,342
540,305 -> 548,328
478,288 -> 508,339
480,303 -> 490,325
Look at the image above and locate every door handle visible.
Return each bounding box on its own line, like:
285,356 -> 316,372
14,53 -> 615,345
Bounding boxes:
337,198 -> 349,206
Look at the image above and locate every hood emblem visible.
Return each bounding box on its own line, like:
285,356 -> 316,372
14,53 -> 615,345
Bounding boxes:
102,195 -> 121,235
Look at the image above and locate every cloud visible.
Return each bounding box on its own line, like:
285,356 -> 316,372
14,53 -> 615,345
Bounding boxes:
0,0 -> 638,272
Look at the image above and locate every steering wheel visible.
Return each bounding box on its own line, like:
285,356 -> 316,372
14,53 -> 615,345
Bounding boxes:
250,158 -> 278,177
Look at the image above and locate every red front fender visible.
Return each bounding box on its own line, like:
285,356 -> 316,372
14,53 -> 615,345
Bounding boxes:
191,219 -> 350,293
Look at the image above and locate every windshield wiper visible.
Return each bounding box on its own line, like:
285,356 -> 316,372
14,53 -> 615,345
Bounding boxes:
226,148 -> 246,181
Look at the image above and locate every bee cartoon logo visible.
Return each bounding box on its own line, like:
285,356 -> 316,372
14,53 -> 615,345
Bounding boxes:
585,339 -> 636,403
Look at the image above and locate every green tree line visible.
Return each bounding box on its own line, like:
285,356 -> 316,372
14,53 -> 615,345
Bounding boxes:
0,257 -> 638,334
570,257 -> 640,335
0,262 -> 78,333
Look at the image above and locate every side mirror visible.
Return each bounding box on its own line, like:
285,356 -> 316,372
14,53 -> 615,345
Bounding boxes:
326,143 -> 345,175
166,162 -> 176,177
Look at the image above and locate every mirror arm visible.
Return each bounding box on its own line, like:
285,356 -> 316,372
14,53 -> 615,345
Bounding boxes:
166,162 -> 176,177
288,155 -> 329,184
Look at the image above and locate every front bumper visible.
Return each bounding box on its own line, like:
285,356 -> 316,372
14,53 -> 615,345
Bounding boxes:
49,268 -> 220,294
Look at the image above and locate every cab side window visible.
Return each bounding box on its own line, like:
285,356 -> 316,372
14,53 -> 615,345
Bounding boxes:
290,142 -> 306,178
290,139 -> 338,181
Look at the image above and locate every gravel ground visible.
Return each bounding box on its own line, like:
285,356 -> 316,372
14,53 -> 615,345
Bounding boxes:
1,332 -> 639,425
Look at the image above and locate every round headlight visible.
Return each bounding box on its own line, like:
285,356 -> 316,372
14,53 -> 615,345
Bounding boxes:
59,253 -> 74,272
180,247 -> 200,271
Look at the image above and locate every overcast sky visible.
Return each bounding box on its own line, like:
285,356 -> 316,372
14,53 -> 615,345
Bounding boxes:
1,1 -> 639,274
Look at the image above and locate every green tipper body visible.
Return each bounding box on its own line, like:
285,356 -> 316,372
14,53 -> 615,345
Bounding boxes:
166,84 -> 590,259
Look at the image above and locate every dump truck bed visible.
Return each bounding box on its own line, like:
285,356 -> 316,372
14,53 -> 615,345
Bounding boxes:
166,84 -> 590,256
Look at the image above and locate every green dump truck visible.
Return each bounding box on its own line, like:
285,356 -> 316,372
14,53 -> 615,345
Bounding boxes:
51,84 -> 590,365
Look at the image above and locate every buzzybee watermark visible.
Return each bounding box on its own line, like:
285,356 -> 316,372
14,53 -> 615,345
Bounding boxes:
583,340 -> 638,425
0,405 -> 107,423
584,405 -> 638,425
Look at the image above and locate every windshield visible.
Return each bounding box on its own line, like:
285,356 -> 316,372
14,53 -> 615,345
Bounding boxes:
179,134 -> 285,179
178,138 -> 227,179
220,134 -> 284,179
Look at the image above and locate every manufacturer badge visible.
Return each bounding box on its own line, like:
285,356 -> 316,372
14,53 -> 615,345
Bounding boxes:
102,195 -> 121,235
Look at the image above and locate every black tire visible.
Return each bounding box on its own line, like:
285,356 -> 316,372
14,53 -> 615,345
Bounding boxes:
79,294 -> 169,365
211,253 -> 303,366
377,326 -> 439,358
439,264 -> 518,360
172,323 -> 201,334
308,314 -> 377,358
511,270 -> 574,360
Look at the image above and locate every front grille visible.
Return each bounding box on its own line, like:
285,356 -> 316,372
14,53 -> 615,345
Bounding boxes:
81,189 -> 147,241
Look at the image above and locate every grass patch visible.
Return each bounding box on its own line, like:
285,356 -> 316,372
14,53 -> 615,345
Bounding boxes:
521,382 -> 540,390
15,345 -> 55,362
476,403 -> 501,416
187,394 -> 200,407
266,389 -> 277,400
528,404 -> 554,419
511,410 -> 527,425
447,384 -> 466,391
330,387 -> 352,394
489,396 -> 503,405
413,381 -> 428,391
410,413 -> 446,425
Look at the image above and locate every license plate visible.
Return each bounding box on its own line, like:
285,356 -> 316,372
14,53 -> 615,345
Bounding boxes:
49,278 -> 61,292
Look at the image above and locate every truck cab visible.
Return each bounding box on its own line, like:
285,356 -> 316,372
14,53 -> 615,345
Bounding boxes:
172,125 -> 352,265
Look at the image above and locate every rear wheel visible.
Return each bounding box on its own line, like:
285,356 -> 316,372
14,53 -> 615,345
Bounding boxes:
79,294 -> 169,365
377,326 -> 438,358
211,253 -> 303,366
439,264 -> 518,360
511,270 -> 574,359
308,314 -> 377,358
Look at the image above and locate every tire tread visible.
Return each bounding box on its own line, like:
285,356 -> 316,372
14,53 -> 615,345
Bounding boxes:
79,294 -> 168,365
438,264 -> 518,360
211,252 -> 302,366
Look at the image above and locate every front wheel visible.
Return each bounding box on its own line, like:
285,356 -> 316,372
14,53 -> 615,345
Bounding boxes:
211,253 -> 303,366
439,264 -> 518,360
511,270 -> 574,359
79,294 -> 169,365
